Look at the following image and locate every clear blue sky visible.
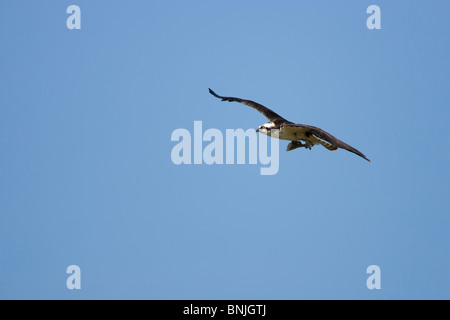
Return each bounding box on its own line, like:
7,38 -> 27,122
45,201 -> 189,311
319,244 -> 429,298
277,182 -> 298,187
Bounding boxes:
0,0 -> 449,299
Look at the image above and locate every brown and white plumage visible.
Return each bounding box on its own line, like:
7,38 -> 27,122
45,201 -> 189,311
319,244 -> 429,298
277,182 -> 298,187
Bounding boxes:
209,88 -> 370,162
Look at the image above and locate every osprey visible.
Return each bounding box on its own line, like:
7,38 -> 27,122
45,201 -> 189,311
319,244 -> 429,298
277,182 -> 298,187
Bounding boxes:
209,88 -> 370,162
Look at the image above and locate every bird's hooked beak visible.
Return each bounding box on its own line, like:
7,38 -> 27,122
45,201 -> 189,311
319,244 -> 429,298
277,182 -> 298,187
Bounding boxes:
256,128 -> 259,132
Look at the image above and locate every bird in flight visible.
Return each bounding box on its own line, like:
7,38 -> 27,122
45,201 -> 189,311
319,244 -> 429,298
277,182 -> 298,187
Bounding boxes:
209,88 -> 370,162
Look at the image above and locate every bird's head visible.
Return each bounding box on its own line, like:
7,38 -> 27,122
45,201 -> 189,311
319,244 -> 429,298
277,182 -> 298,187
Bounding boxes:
256,123 -> 273,135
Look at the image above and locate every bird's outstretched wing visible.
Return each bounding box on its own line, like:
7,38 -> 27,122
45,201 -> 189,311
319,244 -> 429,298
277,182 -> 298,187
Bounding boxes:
209,88 -> 289,125
285,124 -> 371,162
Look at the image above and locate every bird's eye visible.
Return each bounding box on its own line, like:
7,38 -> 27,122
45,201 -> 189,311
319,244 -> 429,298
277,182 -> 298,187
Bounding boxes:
260,126 -> 265,130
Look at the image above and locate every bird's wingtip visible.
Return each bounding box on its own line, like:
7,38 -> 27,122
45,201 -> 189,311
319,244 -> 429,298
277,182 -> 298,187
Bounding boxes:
208,88 -> 222,99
